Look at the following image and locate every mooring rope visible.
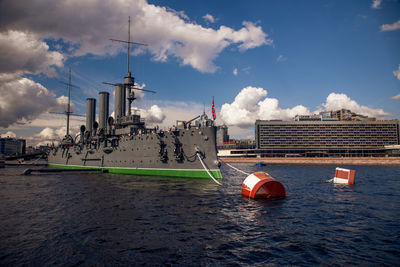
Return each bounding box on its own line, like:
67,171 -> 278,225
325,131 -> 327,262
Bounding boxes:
196,153 -> 222,186
225,163 -> 250,176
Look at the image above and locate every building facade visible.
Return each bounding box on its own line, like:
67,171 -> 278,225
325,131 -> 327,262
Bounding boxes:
216,125 -> 230,144
255,120 -> 399,157
0,138 -> 26,156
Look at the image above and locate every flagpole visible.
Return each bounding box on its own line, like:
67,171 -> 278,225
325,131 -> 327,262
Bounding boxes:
212,96 -> 216,120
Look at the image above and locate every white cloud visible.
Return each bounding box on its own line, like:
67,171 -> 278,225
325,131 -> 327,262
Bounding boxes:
0,74 -> 68,128
0,0 -> 272,73
203,14 -> 215,23
220,86 -> 310,127
147,101 -> 205,129
380,20 -> 400,32
0,131 -> 17,138
276,55 -> 287,62
219,87 -> 391,128
371,0 -> 383,9
140,105 -> 166,124
37,127 -> 60,139
0,1 -> 271,132
233,68 -> 238,76
28,125 -> 81,146
27,113 -> 85,129
393,65 -> 400,80
391,93 -> 400,100
320,93 -> 390,118
167,8 -> 189,21
0,30 -> 64,75
0,30 -> 65,128
258,98 -> 310,121
133,82 -> 146,100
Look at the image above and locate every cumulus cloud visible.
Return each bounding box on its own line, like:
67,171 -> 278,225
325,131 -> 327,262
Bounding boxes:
219,87 -> 391,128
133,82 -> 146,100
393,65 -> 400,80
380,20 -> 400,32
371,0 -> 383,9
0,74 -> 68,127
0,30 -> 64,75
0,30 -> 66,128
28,125 -> 81,146
233,68 -> 238,76
0,0 -> 271,73
392,93 -> 400,100
134,101 -> 206,129
0,131 -> 17,138
258,98 -> 310,121
320,93 -> 390,118
203,14 -> 215,23
140,105 -> 166,124
144,100 -> 205,129
220,86 -> 310,127
37,127 -> 62,140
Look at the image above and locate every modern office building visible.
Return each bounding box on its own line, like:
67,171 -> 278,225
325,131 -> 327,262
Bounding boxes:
255,119 -> 400,157
0,138 -> 26,156
216,125 -> 230,144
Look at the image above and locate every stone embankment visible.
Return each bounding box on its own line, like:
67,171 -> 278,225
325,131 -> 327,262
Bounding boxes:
219,157 -> 400,165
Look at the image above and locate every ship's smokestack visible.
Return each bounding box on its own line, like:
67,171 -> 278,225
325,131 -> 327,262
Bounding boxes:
86,98 -> 96,133
114,84 -> 125,119
99,92 -> 109,130
124,76 -> 133,115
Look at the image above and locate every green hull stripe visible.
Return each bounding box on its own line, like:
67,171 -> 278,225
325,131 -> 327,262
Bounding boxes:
48,163 -> 223,179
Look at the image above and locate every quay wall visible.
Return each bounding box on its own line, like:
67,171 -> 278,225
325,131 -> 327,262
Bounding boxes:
219,157 -> 400,166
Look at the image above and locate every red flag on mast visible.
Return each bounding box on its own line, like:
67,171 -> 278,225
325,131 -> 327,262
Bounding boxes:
212,97 -> 216,120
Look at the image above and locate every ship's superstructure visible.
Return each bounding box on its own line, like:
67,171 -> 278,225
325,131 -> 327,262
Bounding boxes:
48,18 -> 222,179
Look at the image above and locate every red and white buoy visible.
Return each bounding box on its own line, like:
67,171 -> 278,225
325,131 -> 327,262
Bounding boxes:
333,167 -> 355,185
241,172 -> 286,199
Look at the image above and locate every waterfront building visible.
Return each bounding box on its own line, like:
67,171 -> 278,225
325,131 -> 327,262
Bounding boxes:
255,119 -> 399,157
0,138 -> 26,156
216,125 -> 229,144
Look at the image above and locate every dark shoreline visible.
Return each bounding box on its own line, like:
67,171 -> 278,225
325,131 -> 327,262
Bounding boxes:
219,157 -> 400,165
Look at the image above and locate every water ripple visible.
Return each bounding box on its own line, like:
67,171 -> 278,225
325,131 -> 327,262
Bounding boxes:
0,165 -> 399,265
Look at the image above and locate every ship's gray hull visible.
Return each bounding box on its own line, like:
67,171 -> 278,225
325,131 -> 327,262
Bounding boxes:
48,126 -> 222,179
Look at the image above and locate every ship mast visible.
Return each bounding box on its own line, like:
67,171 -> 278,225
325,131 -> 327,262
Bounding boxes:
66,69 -> 71,136
110,17 -> 149,115
127,16 -> 131,77
58,68 -> 81,137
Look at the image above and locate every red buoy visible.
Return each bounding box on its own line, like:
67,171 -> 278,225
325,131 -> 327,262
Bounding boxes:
333,167 -> 355,185
241,172 -> 286,199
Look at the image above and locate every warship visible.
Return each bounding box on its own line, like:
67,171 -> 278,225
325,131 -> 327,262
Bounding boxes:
48,19 -> 222,180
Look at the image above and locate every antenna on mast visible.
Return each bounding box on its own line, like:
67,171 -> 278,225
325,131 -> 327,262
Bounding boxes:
67,69 -> 72,136
109,17 -> 149,116
109,16 -> 148,78
58,68 -> 81,137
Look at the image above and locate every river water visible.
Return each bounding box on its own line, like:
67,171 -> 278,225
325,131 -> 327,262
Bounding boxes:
0,164 -> 399,266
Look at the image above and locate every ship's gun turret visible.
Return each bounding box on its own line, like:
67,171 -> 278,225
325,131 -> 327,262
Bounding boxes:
195,112 -> 214,128
176,115 -> 201,130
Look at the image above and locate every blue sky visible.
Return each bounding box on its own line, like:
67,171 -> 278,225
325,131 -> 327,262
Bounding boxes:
0,0 -> 399,144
